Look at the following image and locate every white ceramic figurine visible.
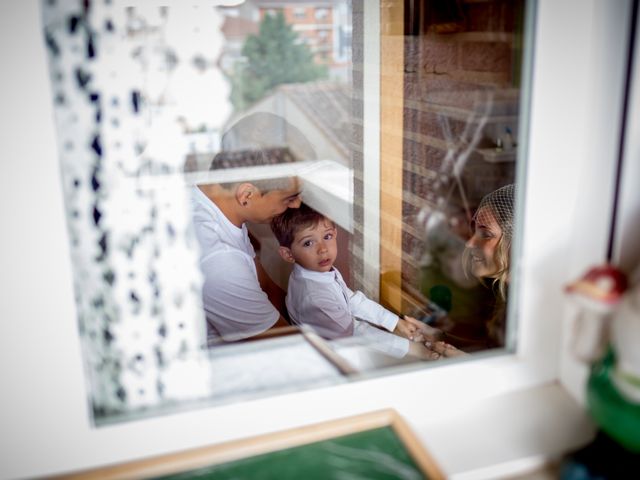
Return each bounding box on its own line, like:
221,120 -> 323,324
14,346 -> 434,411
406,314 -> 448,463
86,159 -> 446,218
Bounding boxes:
565,264 -> 640,453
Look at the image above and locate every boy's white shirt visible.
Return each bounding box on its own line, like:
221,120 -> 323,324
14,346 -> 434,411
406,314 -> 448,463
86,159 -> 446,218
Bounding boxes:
286,263 -> 410,358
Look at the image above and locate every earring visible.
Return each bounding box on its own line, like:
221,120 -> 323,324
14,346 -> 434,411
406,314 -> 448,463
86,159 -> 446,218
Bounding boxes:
242,201 -> 248,206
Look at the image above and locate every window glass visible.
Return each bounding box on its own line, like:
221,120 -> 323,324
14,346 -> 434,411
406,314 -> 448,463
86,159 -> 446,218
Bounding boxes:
371,0 -> 524,353
315,8 -> 330,21
42,0 -> 527,422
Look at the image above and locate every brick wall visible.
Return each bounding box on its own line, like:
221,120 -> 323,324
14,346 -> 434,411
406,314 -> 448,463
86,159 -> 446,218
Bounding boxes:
350,0 -> 522,305
401,0 -> 522,291
350,0 -> 369,295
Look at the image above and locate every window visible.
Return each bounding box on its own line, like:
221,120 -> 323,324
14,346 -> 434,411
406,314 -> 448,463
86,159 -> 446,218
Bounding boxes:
41,0 -> 533,423
373,0 -> 524,354
7,3 -> 639,479
293,7 -> 307,19
315,7 -> 330,21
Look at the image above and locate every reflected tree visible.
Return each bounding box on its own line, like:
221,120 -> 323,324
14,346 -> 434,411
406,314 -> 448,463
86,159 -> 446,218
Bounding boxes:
230,12 -> 327,110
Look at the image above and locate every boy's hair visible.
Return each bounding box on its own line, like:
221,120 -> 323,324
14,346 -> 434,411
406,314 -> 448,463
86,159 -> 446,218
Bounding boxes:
270,203 -> 333,248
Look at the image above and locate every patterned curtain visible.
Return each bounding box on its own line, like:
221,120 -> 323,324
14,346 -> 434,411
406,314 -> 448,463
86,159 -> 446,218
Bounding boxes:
41,1 -> 215,419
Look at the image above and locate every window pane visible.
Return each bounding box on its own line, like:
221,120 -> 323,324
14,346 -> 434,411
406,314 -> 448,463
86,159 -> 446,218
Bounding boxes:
351,0 -> 524,353
42,0 -> 528,421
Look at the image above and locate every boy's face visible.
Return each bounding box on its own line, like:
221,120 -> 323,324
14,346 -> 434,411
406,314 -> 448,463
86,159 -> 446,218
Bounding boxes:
281,219 -> 338,273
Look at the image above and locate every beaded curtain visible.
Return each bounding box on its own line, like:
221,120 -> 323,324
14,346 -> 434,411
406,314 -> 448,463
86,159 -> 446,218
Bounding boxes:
41,1 -> 221,418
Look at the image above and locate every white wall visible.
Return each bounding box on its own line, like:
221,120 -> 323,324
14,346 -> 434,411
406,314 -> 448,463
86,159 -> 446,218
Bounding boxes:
534,0 -> 631,402
0,1 -> 631,478
0,0 -> 93,473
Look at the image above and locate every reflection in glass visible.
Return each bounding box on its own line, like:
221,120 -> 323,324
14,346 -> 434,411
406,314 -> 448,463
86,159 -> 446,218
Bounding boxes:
42,0 -> 527,421
359,0 -> 525,355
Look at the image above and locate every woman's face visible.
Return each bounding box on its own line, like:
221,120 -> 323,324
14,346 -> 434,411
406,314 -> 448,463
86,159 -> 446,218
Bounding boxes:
465,207 -> 503,279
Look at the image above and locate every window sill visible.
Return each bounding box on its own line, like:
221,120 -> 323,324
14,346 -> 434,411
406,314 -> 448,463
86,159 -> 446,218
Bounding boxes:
416,382 -> 594,479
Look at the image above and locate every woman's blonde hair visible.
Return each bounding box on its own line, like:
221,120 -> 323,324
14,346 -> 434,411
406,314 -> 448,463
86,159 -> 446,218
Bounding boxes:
489,230 -> 511,301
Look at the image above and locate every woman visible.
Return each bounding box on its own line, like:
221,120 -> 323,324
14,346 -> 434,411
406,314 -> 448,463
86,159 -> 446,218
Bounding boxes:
464,183 -> 515,346
429,184 -> 515,358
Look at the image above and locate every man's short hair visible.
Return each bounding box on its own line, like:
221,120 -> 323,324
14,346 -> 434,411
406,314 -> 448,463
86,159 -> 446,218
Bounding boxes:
270,203 -> 333,248
221,176 -> 296,194
210,147 -> 298,194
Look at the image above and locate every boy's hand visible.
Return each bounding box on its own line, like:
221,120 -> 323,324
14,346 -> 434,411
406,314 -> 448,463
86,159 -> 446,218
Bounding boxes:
399,315 -> 443,342
394,317 -> 419,340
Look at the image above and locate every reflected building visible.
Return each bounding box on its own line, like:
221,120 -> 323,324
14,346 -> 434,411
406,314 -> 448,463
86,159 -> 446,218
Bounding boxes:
351,0 -> 523,351
198,84 -> 355,291
218,0 -> 352,81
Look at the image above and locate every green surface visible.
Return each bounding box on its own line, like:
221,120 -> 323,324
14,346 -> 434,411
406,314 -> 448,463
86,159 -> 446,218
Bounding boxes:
420,265 -> 496,350
587,349 -> 640,453
420,265 -> 494,322
158,426 -> 428,480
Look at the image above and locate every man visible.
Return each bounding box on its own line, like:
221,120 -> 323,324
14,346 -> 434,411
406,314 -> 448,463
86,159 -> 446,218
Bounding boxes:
191,175 -> 302,344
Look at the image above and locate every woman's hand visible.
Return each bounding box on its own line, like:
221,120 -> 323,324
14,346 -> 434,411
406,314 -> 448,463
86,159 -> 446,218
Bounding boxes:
425,340 -> 466,358
396,315 -> 443,342
407,340 -> 443,360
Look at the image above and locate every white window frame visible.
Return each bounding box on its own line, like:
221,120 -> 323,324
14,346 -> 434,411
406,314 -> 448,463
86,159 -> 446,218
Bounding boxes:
612,2 -> 640,278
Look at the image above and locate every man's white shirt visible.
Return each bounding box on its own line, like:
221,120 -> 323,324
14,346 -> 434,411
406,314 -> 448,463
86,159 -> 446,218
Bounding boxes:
191,187 -> 278,342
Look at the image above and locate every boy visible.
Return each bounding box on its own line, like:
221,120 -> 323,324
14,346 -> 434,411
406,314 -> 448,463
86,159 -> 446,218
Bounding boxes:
270,204 -> 442,360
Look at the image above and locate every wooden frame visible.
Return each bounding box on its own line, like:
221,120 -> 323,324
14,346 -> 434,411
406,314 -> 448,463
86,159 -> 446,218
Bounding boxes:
378,0 -> 437,316
60,409 -> 445,479
231,326 -> 358,376
379,0 -> 406,313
